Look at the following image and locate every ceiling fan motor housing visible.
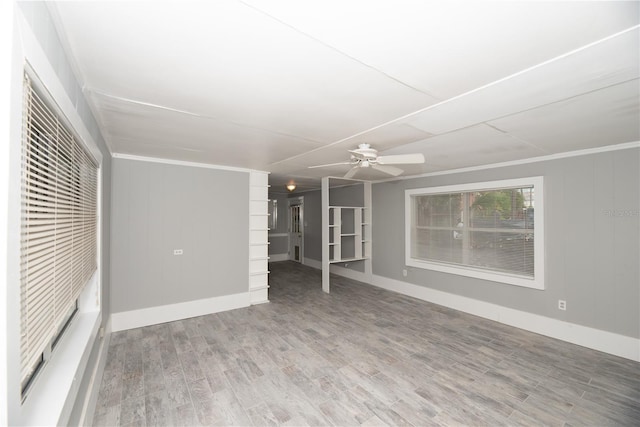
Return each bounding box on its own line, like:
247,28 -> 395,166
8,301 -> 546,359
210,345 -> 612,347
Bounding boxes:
353,143 -> 378,159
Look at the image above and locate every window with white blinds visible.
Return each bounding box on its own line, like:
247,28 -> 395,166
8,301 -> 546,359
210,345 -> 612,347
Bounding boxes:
20,73 -> 98,392
405,177 -> 544,289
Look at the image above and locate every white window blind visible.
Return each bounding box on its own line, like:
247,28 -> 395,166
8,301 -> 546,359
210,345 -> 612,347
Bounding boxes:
406,177 -> 544,289
20,73 -> 98,389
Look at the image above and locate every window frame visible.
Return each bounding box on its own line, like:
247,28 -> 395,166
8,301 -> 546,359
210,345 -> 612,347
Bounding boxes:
20,73 -> 99,398
6,9 -> 104,424
405,177 -> 545,290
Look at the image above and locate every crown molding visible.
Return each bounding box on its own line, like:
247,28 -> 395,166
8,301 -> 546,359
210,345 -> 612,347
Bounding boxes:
112,152 -> 269,174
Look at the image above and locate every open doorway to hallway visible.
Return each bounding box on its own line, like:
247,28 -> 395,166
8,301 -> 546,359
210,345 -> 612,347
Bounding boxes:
288,197 -> 303,263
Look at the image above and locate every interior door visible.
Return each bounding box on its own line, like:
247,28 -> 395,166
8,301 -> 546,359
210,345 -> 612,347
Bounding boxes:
289,200 -> 303,263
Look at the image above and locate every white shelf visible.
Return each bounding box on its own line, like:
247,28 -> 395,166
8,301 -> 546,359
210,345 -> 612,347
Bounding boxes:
249,270 -> 270,276
249,170 -> 270,304
327,206 -> 371,261
329,256 -> 369,263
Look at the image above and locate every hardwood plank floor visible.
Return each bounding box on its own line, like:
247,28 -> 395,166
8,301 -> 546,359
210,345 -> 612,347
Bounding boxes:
93,261 -> 640,426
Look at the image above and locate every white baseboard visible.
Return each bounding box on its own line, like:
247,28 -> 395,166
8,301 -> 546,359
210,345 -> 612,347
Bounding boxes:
303,258 -> 321,269
304,258 -> 371,283
328,264 -> 369,282
78,329 -> 111,426
104,316 -> 112,335
370,274 -> 640,362
250,286 -> 270,305
269,253 -> 289,262
110,292 -> 251,332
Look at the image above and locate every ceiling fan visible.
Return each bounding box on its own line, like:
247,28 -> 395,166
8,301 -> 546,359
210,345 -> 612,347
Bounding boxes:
308,143 -> 425,178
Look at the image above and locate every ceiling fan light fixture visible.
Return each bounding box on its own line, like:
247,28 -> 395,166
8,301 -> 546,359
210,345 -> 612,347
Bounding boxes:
307,143 -> 425,179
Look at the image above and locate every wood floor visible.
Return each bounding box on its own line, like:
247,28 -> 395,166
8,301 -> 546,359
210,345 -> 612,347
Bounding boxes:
93,261 -> 640,426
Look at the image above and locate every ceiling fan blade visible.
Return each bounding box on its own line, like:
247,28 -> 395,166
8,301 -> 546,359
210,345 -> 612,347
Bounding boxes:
376,153 -> 425,165
344,167 -> 360,179
371,164 -> 404,176
308,161 -> 352,169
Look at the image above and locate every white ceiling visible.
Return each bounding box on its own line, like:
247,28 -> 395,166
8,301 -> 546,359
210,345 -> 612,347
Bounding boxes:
50,1 -> 640,193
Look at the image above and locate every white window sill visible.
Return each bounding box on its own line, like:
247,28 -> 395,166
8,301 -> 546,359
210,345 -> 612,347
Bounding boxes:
406,258 -> 544,290
18,272 -> 102,426
19,309 -> 100,426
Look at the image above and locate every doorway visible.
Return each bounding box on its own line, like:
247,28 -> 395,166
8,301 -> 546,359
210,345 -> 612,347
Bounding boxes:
288,197 -> 304,263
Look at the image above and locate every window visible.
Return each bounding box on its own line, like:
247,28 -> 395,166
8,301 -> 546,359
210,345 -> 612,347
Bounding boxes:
405,177 -> 544,289
20,73 -> 98,395
269,199 -> 278,230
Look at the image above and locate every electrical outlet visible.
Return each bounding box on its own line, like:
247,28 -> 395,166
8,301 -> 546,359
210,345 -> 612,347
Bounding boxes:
173,249 -> 183,255
558,300 -> 566,311
402,269 -> 408,277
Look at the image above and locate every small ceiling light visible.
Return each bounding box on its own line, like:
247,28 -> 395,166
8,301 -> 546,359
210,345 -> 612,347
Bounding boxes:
286,183 -> 296,192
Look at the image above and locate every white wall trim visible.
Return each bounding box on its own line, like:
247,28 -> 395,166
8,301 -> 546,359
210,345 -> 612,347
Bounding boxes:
104,316 -> 113,336
1,3 -> 15,422
304,258 -> 321,270
370,274 -> 640,362
19,311 -> 101,426
375,141 -> 640,184
112,152 -> 269,175
328,264 -> 371,283
110,292 -> 251,332
269,253 -> 289,262
304,258 -> 372,283
77,332 -> 110,426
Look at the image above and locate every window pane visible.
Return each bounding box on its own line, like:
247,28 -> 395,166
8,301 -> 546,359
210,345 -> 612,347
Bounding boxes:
413,228 -> 464,264
411,184 -> 535,278
468,230 -> 534,276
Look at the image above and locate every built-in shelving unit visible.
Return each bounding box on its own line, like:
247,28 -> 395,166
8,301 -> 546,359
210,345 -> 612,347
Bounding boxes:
322,177 -> 372,293
328,206 -> 370,263
248,171 -> 270,304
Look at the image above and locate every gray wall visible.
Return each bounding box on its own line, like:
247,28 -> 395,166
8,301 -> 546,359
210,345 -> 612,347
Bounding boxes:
329,183 -> 365,207
373,148 -> 640,338
111,158 -> 249,313
17,2 -> 112,424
